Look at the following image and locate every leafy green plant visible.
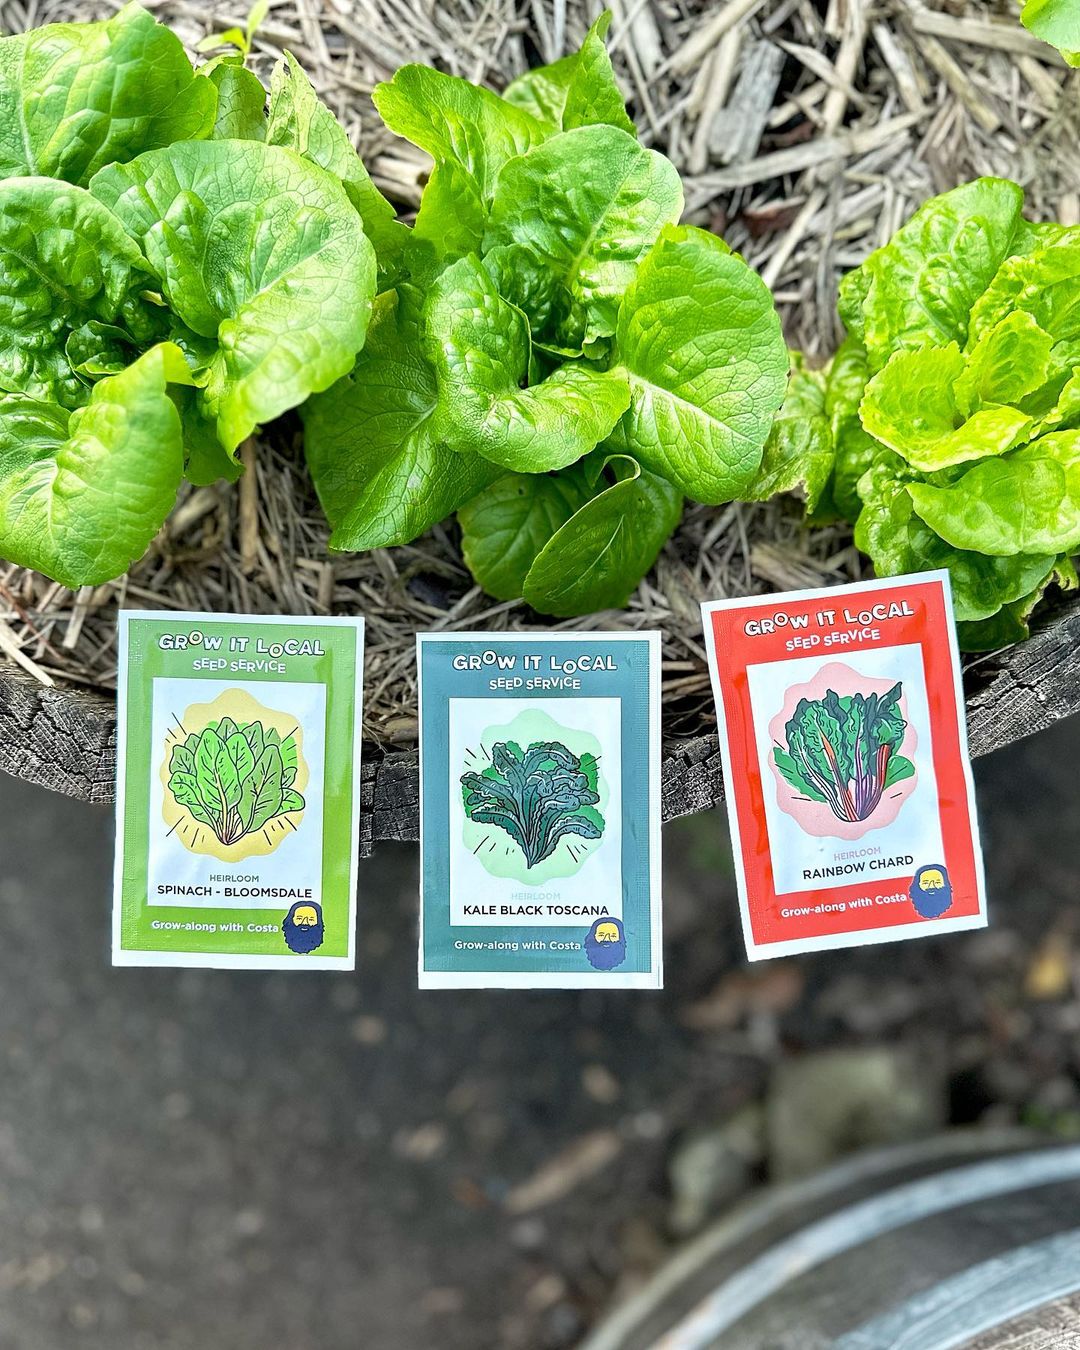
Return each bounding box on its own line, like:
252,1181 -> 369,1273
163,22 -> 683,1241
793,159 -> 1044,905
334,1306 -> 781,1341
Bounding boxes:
461,740 -> 603,867
168,717 -> 304,845
775,684 -> 914,824
303,14 -> 788,616
1020,0 -> 1080,65
815,177 -> 1080,649
0,2 -> 381,587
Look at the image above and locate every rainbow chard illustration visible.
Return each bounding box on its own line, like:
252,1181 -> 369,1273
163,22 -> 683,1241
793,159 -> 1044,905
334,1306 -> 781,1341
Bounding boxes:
774,684 -> 914,824
461,741 -> 603,867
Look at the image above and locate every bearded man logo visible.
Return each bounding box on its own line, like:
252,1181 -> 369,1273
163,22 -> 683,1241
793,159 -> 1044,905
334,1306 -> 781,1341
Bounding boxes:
282,901 -> 325,954
584,916 -> 626,970
910,864 -> 953,919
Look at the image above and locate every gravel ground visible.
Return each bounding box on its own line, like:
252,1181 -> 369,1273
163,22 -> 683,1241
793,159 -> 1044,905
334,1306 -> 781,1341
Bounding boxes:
0,719 -> 1077,1349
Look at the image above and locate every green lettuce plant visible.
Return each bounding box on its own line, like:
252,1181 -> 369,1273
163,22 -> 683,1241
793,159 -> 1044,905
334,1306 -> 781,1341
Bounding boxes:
0,2 -> 381,586
303,15 -> 789,616
819,177 -> 1080,649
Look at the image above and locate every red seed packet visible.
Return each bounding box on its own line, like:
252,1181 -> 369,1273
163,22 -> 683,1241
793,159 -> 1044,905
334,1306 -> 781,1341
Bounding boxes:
701,570 -> 987,959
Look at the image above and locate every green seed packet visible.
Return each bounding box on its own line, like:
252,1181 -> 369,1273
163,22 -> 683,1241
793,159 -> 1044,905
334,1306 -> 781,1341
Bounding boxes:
417,632 -> 663,989
113,611 -> 365,969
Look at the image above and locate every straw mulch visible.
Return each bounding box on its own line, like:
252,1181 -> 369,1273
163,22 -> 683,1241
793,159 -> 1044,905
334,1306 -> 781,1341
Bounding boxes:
1,0 -> 1077,749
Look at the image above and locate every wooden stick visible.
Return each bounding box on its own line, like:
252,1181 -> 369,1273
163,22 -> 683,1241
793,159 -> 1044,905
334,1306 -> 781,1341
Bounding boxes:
239,439 -> 260,577
666,0 -> 770,75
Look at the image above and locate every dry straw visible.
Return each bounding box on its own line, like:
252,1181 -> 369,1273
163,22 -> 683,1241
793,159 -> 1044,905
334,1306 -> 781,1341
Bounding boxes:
1,0 -> 1077,749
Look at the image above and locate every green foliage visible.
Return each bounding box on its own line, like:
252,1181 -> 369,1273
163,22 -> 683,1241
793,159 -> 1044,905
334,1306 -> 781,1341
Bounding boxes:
0,3 -> 379,587
823,177 -> 1080,649
306,17 -> 787,616
461,740 -> 603,868
1021,0 -> 1080,65
167,717 -> 305,845
775,684 -> 914,825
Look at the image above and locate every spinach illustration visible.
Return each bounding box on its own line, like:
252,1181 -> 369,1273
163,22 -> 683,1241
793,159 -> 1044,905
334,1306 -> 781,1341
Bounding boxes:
461,741 -> 603,867
167,717 -> 304,845
774,684 -> 914,824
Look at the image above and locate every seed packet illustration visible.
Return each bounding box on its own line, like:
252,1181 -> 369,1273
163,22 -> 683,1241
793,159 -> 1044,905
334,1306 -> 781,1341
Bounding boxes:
702,571 -> 987,960
417,632 -> 662,989
113,611 -> 365,969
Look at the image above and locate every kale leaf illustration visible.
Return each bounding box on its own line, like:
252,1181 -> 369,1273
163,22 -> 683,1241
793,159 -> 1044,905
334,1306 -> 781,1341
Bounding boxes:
461,740 -> 604,867
774,683 -> 914,824
167,717 -> 305,845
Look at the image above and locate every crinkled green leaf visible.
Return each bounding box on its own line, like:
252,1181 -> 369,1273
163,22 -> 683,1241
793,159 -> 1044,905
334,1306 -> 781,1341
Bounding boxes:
0,2 -> 216,186
458,465 -> 593,600
955,310 -> 1055,410
484,124 -> 682,348
0,177 -> 156,409
176,386 -> 241,486
819,334 -> 883,521
91,139 -> 375,453
967,234 -> 1080,350
861,343 -> 1033,471
614,224 -> 788,503
907,430 -> 1080,556
266,53 -> 406,269
838,177 -> 1025,371
207,63 -> 267,140
64,321 -> 146,381
303,289 -> 499,550
855,465 -> 1057,623
1021,0 -> 1080,64
742,360 -> 833,512
424,254 -> 630,473
503,13 -> 635,136
521,455 -> 681,615
959,559 -> 1078,651
0,342 -> 192,587
373,65 -> 547,257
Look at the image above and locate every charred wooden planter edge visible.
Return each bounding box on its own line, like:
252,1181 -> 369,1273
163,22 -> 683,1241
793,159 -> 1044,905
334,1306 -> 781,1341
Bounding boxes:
3,595 -> 1079,857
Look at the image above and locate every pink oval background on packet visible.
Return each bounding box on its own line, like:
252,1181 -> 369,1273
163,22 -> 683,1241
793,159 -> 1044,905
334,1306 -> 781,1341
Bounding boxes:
767,659 -> 918,841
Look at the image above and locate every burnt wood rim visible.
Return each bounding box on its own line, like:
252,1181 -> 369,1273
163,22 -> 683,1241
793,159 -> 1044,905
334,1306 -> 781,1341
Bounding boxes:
1,593 -> 1079,857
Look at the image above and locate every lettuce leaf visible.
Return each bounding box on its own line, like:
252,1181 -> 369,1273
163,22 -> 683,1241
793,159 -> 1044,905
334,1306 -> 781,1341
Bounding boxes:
0,177 -> 157,409
741,358 -> 833,512
423,254 -> 630,472
458,465 -> 594,601
91,139 -> 375,453
614,225 -> 788,502
1020,0 -> 1080,65
521,454 -> 682,616
303,289 -> 498,550
0,3 -> 215,186
503,13 -> 635,135
855,457 -> 1058,624
907,431 -> 1080,556
484,125 -> 682,349
861,343 -> 1034,471
839,177 -> 1025,371
373,65 -> 547,258
0,342 -> 192,586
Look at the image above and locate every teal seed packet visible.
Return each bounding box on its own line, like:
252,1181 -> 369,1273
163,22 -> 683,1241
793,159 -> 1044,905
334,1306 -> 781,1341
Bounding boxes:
113,611 -> 365,969
417,632 -> 663,989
